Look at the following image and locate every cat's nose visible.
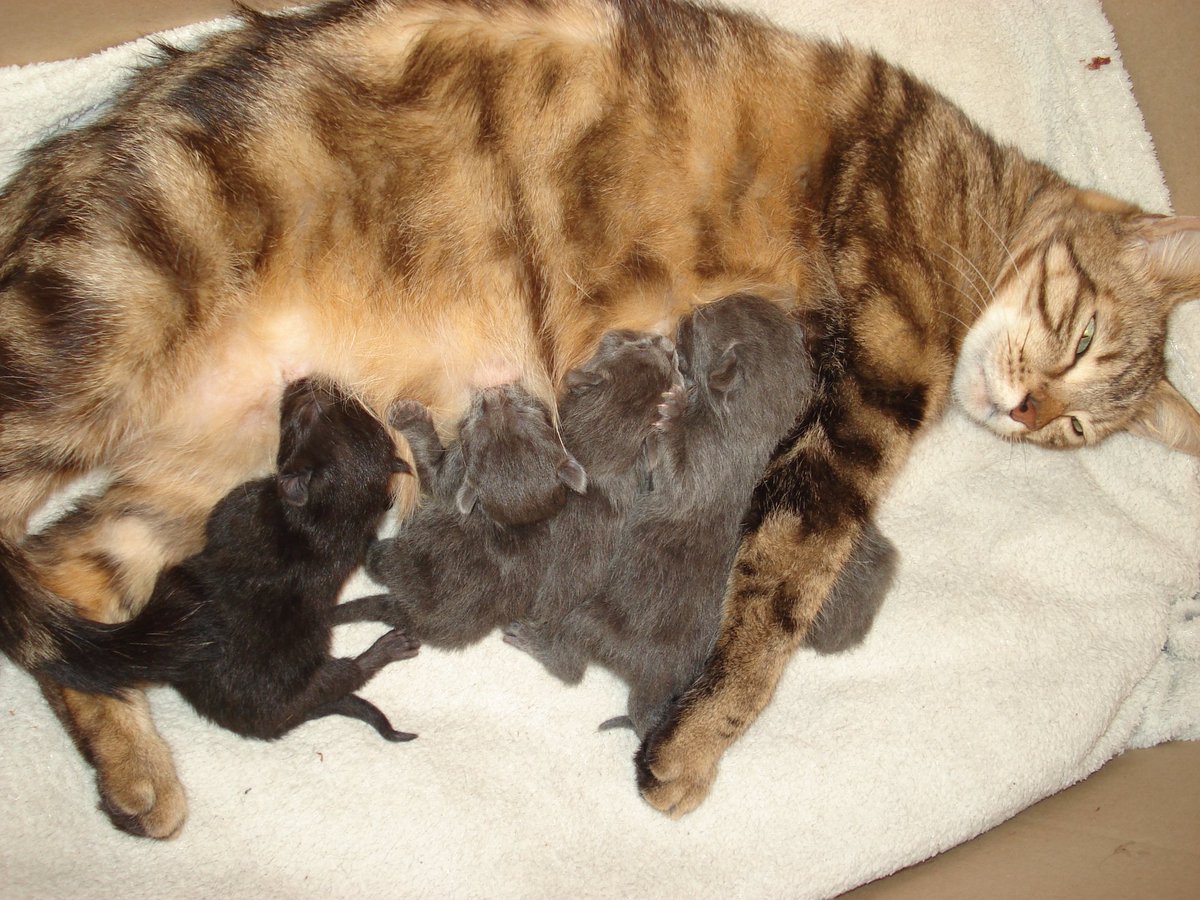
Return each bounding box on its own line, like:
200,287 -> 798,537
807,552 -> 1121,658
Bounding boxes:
1010,394 -> 1038,429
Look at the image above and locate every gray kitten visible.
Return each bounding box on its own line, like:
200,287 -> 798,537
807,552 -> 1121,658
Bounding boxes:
338,332 -> 678,644
505,293 -> 896,735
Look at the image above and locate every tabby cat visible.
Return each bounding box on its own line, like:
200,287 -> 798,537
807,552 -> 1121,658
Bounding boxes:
1,0 -> 1199,836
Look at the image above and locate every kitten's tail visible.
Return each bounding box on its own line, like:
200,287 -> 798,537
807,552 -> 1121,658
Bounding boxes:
0,537 -> 200,695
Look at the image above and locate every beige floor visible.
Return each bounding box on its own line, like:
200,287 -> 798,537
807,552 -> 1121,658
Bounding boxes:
1,2 -> 1198,897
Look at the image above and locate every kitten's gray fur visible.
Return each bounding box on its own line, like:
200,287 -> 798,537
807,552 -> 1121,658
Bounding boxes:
340,332 -> 677,644
504,294 -> 828,733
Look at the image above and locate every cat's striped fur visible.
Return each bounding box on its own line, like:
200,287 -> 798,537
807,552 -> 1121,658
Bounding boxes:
1,0 -> 1198,834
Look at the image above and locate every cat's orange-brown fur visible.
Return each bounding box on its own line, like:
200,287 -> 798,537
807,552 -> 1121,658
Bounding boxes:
2,0 -> 1199,835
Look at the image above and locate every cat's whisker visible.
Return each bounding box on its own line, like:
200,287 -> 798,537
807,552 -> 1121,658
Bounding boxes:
972,203 -> 1021,286
927,248 -> 988,317
930,278 -> 981,330
932,237 -> 997,311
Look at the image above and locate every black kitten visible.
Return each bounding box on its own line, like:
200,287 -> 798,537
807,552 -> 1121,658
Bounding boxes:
41,378 -> 419,742
505,294 -> 896,735
345,332 -> 677,647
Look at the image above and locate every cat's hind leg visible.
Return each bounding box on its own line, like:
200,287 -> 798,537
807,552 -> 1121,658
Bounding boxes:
305,694 -> 417,743
280,629 -> 419,740
501,620 -> 588,685
23,480 -> 221,840
40,680 -> 187,839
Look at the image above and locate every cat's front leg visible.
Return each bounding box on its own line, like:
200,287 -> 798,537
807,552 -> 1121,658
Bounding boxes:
330,592 -> 414,630
634,513 -> 858,816
635,389 -> 913,817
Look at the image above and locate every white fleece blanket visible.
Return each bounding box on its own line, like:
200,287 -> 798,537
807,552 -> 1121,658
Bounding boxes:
2,2 -> 1198,897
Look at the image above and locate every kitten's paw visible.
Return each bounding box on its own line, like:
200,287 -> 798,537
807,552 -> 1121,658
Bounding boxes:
655,381 -> 687,432
372,628 -> 421,663
634,716 -> 721,818
501,620 -> 535,654
387,399 -> 433,432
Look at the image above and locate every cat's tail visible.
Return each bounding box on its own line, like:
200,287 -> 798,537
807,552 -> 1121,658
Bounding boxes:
0,536 -> 201,695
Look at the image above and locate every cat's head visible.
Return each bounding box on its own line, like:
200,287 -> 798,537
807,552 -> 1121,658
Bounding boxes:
275,377 -> 403,525
678,293 -> 814,427
953,191 -> 1200,454
560,329 -> 679,467
455,383 -> 586,527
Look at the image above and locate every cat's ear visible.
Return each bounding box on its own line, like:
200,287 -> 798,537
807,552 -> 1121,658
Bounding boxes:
1076,188 -> 1142,216
1125,215 -> 1200,304
278,469 -> 313,507
708,344 -> 742,397
455,479 -> 479,516
557,453 -> 588,494
564,368 -> 607,391
1126,379 -> 1200,456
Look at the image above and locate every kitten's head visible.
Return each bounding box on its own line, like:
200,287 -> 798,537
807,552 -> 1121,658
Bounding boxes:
559,329 -> 679,471
455,384 -> 586,527
953,191 -> 1200,453
275,377 -> 402,528
677,293 -> 815,431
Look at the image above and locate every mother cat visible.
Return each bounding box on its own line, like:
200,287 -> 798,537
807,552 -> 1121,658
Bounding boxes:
1,0 -> 1199,837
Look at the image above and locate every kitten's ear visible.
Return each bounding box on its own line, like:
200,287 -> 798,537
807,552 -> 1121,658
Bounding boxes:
564,368 -> 607,391
391,457 -> 413,475
1126,215 -> 1200,304
557,454 -> 588,494
1126,379 -> 1200,456
278,470 -> 313,507
387,398 -> 431,432
708,344 -> 742,396
455,480 -> 479,516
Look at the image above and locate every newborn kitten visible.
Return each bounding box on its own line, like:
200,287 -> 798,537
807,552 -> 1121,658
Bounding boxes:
346,332 -> 678,646
506,294 -> 895,735
41,378 -> 419,742
805,522 -> 897,654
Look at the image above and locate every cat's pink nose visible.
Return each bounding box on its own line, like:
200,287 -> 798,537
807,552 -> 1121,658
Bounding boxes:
1010,394 -> 1038,429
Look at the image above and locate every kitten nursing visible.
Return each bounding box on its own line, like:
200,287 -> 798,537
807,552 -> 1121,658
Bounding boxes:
37,378 -> 419,742
356,329 -> 679,647
2,0 -> 1199,833
367,295 -> 896,735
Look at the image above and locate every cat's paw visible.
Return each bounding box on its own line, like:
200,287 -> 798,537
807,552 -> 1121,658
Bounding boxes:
634,712 -> 722,818
95,731 -> 188,839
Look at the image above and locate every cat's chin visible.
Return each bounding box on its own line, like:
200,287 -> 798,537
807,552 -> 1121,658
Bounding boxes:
952,305 -> 1030,439
951,359 -> 1029,441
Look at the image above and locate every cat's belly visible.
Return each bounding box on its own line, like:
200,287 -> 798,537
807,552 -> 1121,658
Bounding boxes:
130,264 -> 701,512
